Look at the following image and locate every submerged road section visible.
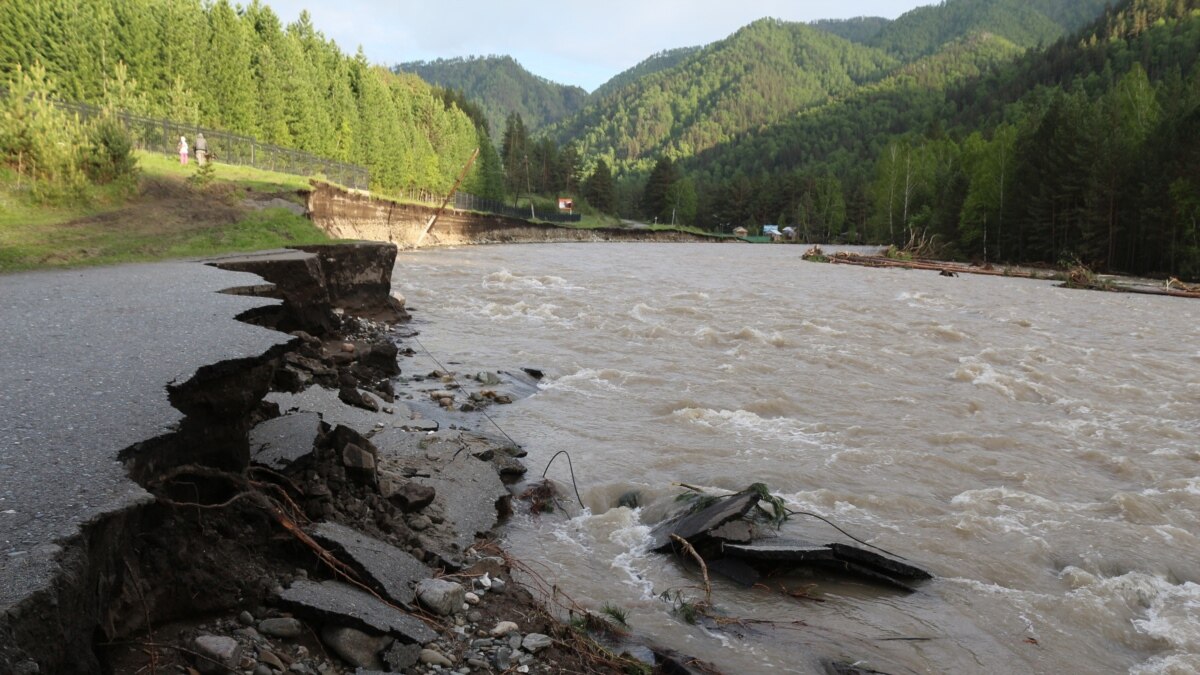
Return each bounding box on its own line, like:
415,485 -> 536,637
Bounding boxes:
0,262 -> 289,663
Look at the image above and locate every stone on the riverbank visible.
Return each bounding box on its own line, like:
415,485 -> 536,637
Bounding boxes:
342,443 -> 376,474
489,620 -> 518,637
522,633 -> 553,652
383,641 -> 422,670
416,578 -> 466,616
320,625 -> 391,669
339,386 -> 380,412
193,635 -> 242,673
379,476 -> 435,512
258,616 -> 304,638
419,648 -> 454,667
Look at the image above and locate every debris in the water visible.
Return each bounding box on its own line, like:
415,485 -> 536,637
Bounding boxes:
653,485 -> 932,592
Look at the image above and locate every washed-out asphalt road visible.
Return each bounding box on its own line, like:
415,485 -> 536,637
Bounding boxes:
0,262 -> 289,613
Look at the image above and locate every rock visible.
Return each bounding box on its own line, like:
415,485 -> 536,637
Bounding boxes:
341,342 -> 356,353
259,617 -> 305,639
238,610 -> 256,626
419,649 -> 453,667
379,479 -> 435,513
408,514 -> 432,531
363,340 -> 400,375
522,633 -> 553,652
233,627 -> 261,641
339,386 -> 380,412
307,521 -> 430,608
277,580 -> 437,645
494,647 -> 513,670
254,665 -> 273,675
342,443 -> 376,473
490,578 -> 506,593
415,578 -> 466,616
382,642 -> 421,671
257,649 -> 285,670
489,621 -> 518,637
193,635 -> 242,674
475,573 -> 492,590
430,390 -> 456,401
508,633 -> 522,650
464,592 -> 480,605
320,626 -> 391,669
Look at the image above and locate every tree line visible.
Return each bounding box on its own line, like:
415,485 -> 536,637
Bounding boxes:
0,0 -> 482,197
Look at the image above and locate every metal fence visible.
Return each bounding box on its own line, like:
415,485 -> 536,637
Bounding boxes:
53,100 -> 370,190
399,188 -> 583,224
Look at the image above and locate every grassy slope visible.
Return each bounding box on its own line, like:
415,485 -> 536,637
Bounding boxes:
0,151 -> 330,273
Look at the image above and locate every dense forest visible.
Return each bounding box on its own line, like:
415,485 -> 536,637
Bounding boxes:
394,56 -> 588,135
681,0 -> 1200,278
0,0 -> 485,197
2,0 -> 1198,279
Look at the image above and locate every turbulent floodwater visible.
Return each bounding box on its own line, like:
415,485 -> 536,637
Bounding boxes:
392,243 -> 1200,675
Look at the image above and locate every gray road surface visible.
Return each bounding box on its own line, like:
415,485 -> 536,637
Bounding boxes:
0,262 -> 288,611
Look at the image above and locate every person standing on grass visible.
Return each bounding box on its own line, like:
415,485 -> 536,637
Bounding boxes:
195,133 -> 208,165
178,135 -> 188,165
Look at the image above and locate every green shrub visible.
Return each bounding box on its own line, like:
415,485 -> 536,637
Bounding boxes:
83,116 -> 138,189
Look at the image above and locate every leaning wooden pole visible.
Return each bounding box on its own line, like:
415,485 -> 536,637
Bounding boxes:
415,147 -> 479,248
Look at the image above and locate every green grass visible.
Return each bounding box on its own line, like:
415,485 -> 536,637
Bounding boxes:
0,154 -> 331,273
135,150 -> 312,192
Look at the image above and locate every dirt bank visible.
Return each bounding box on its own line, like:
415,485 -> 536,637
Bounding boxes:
306,182 -> 733,249
1,242 -> 702,675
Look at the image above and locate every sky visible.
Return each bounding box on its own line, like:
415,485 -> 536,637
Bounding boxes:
263,1 -> 933,92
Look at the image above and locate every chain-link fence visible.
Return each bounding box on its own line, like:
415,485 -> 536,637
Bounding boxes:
52,100 -> 369,190
398,188 -> 583,224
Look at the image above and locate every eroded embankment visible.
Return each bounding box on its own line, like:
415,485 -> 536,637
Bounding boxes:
1,243 -> 680,675
306,182 -> 731,248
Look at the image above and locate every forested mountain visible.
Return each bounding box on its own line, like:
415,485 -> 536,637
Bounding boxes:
590,46 -> 702,101
809,17 -> 891,44
865,0 -> 1112,59
679,0 -> 1200,278
0,0 -> 482,197
552,19 -> 897,173
394,56 -> 588,133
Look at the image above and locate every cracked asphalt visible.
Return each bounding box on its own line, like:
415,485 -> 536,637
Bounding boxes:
0,261 -> 289,611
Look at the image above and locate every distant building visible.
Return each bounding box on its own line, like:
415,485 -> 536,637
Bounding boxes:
782,226 -> 797,240
733,226 -> 749,237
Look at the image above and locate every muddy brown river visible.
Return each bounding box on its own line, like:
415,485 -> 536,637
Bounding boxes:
393,243 -> 1200,674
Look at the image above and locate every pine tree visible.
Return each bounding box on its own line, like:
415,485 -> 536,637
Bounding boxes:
584,159 -> 615,213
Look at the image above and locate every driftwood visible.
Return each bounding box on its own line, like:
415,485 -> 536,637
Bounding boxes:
827,253 -> 1047,279
827,253 -> 1200,299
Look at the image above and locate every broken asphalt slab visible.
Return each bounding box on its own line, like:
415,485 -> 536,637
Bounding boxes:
277,579 -> 437,645
307,521 -> 431,608
250,411 -> 323,470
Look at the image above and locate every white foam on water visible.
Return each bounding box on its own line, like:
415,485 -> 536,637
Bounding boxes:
690,325 -> 791,348
481,268 -> 579,291
670,407 -> 830,448
540,367 -> 652,398
479,300 -> 576,326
